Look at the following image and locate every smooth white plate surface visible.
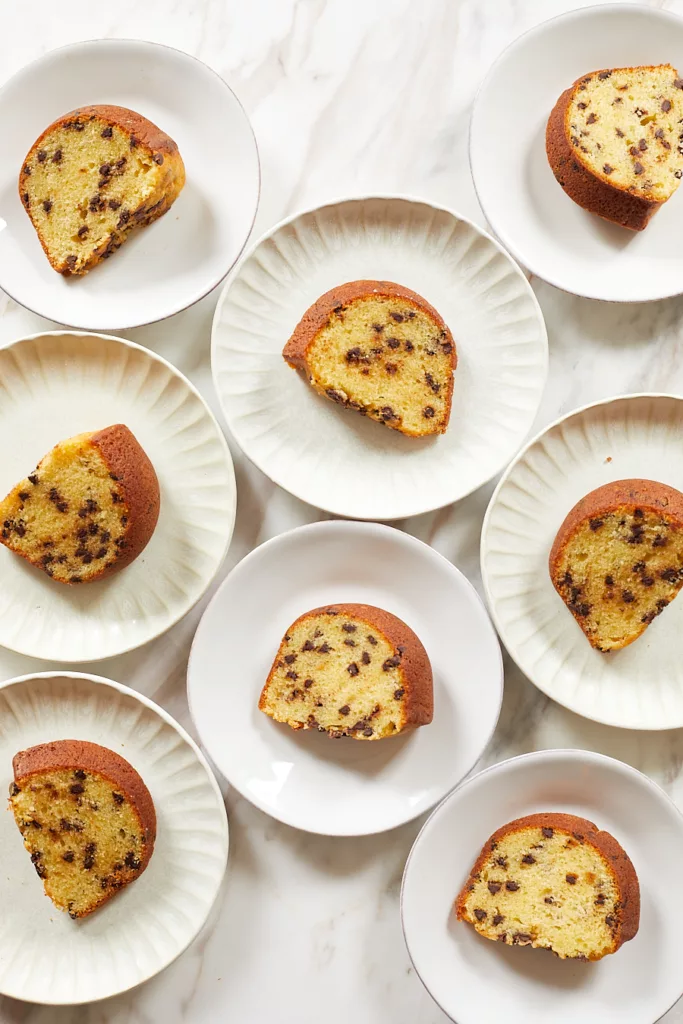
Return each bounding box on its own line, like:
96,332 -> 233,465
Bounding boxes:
212,196 -> 547,520
470,4 -> 683,302
187,520 -> 503,835
402,749 -> 683,1024
481,394 -> 683,730
0,39 -> 260,329
0,332 -> 236,662
0,671 -> 228,1004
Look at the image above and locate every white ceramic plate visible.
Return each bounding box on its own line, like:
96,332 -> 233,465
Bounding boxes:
0,331 -> 236,662
481,393 -> 683,730
0,671 -> 228,1005
211,195 -> 547,520
470,4 -> 683,302
0,39 -> 260,329
402,749 -> 683,1024
187,520 -> 503,835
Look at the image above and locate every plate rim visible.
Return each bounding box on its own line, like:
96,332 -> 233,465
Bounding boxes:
0,37 -> 261,331
480,390 -> 683,730
468,1 -> 683,304
187,518 -> 505,836
210,191 -> 549,521
0,668 -> 229,1006
400,746 -> 683,1024
0,328 -> 237,663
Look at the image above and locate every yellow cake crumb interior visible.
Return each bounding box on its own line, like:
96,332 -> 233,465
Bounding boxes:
22,116 -> 163,273
459,825 -> 620,960
304,295 -> 453,436
552,506 -> 683,650
568,65 -> 683,201
11,768 -> 145,918
0,432 -> 129,584
259,611 -> 408,739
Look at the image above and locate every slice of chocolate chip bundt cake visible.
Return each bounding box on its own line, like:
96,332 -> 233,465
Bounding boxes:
0,424 -> 159,585
455,813 -> 640,961
258,603 -> 433,739
283,281 -> 456,436
19,105 -> 185,275
546,64 -> 683,230
10,740 -> 156,918
549,479 -> 683,651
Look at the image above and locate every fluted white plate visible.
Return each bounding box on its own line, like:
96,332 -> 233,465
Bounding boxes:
188,520 -> 503,835
0,39 -> 260,330
0,671 -> 228,1004
212,196 -> 547,520
402,749 -> 683,1024
0,332 -> 235,662
482,394 -> 683,730
470,4 -> 683,302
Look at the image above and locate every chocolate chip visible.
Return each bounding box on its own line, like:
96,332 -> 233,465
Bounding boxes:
589,518 -> 604,531
100,126 -> 113,138
69,783 -> 84,795
603,164 -> 614,174
130,136 -> 138,149
153,153 -> 164,165
83,842 -> 96,870
598,71 -> 611,80
116,157 -> 127,169
318,642 -> 331,653
566,873 -> 577,884
285,670 -> 298,681
284,654 -> 297,664
74,771 -> 86,783
544,896 -> 554,905
405,340 -> 415,352
113,792 -> 125,805
622,590 -> 636,603
339,705 -> 350,716
488,881 -> 501,894
595,893 -> 606,905
379,406 -> 396,422
633,561 -> 646,572
393,688 -> 404,699
541,827 -> 554,838
62,850 -> 74,862
385,337 -> 400,350
423,406 -> 435,419
473,909 -> 487,921
108,198 -> 121,211
347,663 -> 359,677
586,112 -> 597,125
99,162 -> 112,177
633,161 -> 644,175
653,534 -> 667,547
37,150 -> 47,163
605,575 -> 614,586
642,575 -> 655,586
382,656 -> 400,670
521,854 -> 535,864
637,138 -> 648,153
124,850 -> 141,870
641,611 -> 656,624
389,312 -> 404,322
42,200 -> 52,213
660,567 -> 679,582
634,508 -> 644,519
367,635 -> 377,645
505,880 -> 519,892
77,224 -> 89,239
117,210 -> 131,228
675,79 -> 683,89
578,102 -> 587,110
662,99 -> 673,113
495,856 -> 508,868
492,914 -> 504,925
28,474 -> 39,485
605,914 -> 616,927
361,651 -> 371,665
345,347 -> 363,364
385,363 -> 397,375
52,148 -> 62,163
657,598 -> 669,611
362,727 -> 373,737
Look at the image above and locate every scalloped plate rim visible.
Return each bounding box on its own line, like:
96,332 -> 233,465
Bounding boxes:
211,192 -> 548,521
0,669 -> 229,1005
0,330 -> 236,662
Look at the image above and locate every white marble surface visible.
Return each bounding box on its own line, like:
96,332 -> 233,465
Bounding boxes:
2,0 -> 683,1020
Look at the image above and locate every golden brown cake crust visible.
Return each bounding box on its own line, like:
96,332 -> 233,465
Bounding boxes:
259,602 -> 434,730
455,812 -> 640,950
90,424 -> 160,578
549,479 -> 683,572
19,105 -> 185,275
546,78 -> 659,231
12,739 -> 157,869
282,280 -> 456,436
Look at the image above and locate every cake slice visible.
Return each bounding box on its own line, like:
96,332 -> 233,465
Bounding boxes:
10,740 -> 156,919
549,479 -> 683,651
258,603 -> 433,739
455,813 -> 640,961
546,64 -> 683,230
283,281 -> 456,437
19,105 -> 185,275
0,424 -> 160,585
